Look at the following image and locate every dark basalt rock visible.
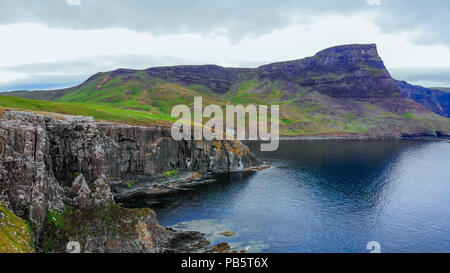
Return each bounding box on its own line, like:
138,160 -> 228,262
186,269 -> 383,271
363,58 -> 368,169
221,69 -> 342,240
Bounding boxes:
396,80 -> 450,118
144,44 -> 401,99
257,44 -> 402,99
0,110 -> 259,252
146,65 -> 237,94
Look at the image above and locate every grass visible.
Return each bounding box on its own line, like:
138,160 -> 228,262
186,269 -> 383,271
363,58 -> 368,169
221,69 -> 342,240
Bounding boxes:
46,210 -> 65,230
0,203 -> 35,253
0,95 -> 175,126
403,112 -> 420,119
358,63 -> 385,77
164,169 -> 179,178
237,78 -> 260,92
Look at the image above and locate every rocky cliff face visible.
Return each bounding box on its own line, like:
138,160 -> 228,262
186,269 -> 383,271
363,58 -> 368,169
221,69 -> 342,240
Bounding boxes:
257,44 -> 401,99
146,65 -> 238,94
396,80 -> 450,118
0,110 -> 259,252
145,44 -> 402,99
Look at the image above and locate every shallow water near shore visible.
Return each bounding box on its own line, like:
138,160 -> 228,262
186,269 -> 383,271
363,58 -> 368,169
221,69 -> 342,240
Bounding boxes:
150,140 -> 450,253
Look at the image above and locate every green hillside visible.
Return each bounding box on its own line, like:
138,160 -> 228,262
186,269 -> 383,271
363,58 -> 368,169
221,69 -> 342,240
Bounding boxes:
0,95 -> 174,126
2,69 -> 447,136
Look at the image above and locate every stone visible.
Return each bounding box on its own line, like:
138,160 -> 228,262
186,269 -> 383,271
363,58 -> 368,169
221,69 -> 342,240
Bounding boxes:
220,230 -> 236,237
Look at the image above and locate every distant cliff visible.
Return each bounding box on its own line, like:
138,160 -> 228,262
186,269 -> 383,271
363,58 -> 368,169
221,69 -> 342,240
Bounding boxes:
396,80 -> 450,118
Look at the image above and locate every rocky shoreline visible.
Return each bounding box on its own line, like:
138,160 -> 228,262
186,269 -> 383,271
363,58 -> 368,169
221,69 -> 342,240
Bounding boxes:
0,109 -> 261,253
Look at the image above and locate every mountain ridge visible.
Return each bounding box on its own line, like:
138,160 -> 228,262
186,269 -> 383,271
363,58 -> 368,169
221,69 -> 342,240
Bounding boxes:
1,43 -> 449,137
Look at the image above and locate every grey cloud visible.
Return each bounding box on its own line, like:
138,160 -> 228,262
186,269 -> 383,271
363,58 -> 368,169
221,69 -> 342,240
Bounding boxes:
390,67 -> 450,88
0,0 -> 368,42
372,0 -> 450,46
1,1 -> 448,45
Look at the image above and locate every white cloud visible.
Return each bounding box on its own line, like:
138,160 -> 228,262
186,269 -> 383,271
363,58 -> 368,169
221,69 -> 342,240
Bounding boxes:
0,69 -> 25,83
1,12 -> 450,90
66,0 -> 81,6
366,0 -> 381,6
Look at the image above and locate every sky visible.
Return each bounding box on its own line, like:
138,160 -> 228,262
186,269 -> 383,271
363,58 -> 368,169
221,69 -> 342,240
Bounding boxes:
0,0 -> 449,91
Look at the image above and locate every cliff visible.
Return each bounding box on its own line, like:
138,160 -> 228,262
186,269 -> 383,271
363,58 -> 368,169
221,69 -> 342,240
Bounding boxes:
396,80 -> 450,118
0,109 -> 259,252
257,44 -> 401,98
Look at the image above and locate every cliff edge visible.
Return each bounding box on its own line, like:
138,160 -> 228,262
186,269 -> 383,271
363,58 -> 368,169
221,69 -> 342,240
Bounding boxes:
0,109 -> 260,252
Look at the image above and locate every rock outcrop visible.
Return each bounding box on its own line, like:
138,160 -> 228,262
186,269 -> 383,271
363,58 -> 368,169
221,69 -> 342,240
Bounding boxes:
146,65 -> 240,94
37,205 -> 209,253
257,44 -> 402,99
0,110 -> 259,252
396,80 -> 450,118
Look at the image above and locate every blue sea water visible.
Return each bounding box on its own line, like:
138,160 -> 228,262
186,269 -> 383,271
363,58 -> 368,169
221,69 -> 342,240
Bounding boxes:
152,140 -> 450,253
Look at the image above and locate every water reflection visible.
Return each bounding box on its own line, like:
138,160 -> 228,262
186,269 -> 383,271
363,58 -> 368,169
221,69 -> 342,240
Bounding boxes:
136,140 -> 450,252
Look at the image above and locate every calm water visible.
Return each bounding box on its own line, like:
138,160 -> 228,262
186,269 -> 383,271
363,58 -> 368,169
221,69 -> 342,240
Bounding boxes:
151,140 -> 450,253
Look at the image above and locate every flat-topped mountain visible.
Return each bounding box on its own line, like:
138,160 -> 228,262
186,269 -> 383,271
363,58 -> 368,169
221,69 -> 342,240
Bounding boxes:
2,44 -> 449,137
257,44 -> 401,98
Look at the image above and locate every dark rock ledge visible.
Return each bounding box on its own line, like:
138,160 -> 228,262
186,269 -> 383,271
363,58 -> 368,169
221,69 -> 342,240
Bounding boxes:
0,110 -> 261,253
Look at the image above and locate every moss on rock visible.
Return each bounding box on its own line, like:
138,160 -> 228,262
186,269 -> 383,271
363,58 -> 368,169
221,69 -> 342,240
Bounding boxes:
0,204 -> 35,253
37,205 -> 160,253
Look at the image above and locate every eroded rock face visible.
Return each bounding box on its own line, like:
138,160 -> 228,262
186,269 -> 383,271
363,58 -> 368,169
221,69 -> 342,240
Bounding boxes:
396,80 -> 450,118
146,65 -> 236,94
257,44 -> 402,99
0,110 -> 259,230
97,123 -> 258,177
37,205 -> 209,253
66,174 -> 114,209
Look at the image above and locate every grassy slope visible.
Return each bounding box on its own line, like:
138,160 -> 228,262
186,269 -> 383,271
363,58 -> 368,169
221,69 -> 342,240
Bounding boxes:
0,95 -> 174,126
0,203 -> 35,253
1,70 -> 449,135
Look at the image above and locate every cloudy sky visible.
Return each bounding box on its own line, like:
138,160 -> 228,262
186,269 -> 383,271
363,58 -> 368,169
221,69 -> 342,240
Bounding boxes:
0,0 -> 449,91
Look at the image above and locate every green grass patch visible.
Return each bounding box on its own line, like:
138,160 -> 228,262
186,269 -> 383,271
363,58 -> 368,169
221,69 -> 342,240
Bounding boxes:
403,112 -> 420,119
0,95 -> 174,126
0,203 -> 35,253
358,64 -> 385,77
46,210 -> 65,230
281,118 -> 297,125
164,169 -> 179,178
237,78 -> 260,92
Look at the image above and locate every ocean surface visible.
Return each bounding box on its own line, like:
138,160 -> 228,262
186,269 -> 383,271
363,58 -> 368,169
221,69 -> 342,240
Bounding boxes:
150,140 -> 450,253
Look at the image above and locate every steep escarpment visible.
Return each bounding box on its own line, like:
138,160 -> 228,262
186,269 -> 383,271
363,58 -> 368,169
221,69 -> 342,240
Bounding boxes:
396,80 -> 450,118
0,110 -> 259,252
257,44 -> 401,99
146,65 -> 240,94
